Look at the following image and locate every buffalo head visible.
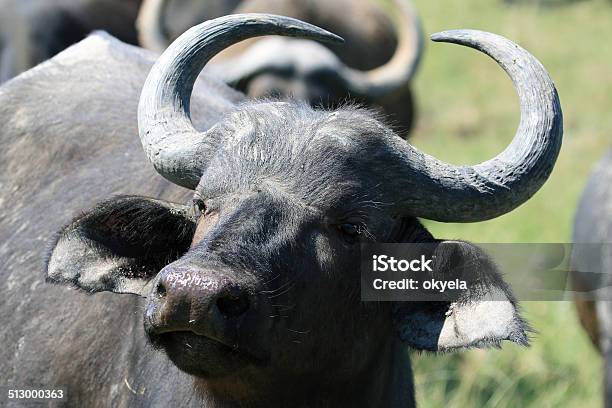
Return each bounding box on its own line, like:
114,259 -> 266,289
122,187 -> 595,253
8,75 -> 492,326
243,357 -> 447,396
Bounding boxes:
47,14 -> 562,403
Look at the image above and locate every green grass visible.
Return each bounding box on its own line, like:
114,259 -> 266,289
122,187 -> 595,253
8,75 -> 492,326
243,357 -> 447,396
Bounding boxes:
386,0 -> 611,406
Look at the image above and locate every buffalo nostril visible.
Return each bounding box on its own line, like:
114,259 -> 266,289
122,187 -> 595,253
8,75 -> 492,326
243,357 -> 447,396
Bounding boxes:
216,289 -> 250,318
156,281 -> 167,298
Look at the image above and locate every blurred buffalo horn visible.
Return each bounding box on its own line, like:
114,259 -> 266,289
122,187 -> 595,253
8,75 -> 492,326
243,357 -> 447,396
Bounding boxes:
137,14 -> 343,188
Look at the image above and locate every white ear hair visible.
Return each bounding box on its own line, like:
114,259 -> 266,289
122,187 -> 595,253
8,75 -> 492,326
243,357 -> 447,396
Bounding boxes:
48,235 -> 152,296
437,289 -> 528,351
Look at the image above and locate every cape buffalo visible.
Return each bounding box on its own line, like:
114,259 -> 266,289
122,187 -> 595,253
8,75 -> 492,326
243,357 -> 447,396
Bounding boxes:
571,149 -> 612,406
137,0 -> 423,134
0,0 -> 142,83
1,15 -> 561,408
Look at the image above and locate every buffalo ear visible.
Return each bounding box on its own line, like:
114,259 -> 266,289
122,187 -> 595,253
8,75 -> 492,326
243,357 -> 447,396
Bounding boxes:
393,241 -> 530,351
46,195 -> 195,296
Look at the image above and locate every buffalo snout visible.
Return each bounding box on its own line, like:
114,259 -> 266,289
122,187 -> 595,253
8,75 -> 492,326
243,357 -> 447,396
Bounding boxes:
145,263 -> 257,343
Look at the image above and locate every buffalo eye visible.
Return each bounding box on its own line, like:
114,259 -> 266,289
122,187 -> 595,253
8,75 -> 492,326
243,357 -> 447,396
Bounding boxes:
338,223 -> 362,244
192,200 -> 207,218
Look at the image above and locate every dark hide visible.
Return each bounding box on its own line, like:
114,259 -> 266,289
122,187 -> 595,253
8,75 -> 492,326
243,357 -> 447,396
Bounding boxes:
0,0 -> 142,83
0,33 -> 242,407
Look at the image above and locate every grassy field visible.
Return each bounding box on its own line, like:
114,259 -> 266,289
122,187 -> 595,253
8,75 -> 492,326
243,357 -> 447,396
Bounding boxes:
385,0 -> 612,406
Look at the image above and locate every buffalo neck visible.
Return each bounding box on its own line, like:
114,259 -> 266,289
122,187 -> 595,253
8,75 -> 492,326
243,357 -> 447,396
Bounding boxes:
193,338 -> 415,408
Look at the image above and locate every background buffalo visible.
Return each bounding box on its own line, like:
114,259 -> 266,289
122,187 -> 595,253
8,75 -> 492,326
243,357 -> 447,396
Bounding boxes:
571,150 -> 612,406
137,0 -> 423,135
0,0 -> 142,82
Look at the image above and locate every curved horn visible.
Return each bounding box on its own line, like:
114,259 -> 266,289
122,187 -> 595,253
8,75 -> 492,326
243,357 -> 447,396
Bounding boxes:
137,14 -> 343,189
136,0 -> 168,53
340,0 -> 423,98
387,30 -> 562,222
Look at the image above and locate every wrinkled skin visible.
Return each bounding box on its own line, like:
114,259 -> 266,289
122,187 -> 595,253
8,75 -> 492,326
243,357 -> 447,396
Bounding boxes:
3,34 -> 527,407
571,149 -> 612,407
0,0 -> 142,83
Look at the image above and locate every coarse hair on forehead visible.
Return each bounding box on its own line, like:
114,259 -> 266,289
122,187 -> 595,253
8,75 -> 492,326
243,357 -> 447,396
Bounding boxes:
216,98 -> 393,149
198,99 -> 398,205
